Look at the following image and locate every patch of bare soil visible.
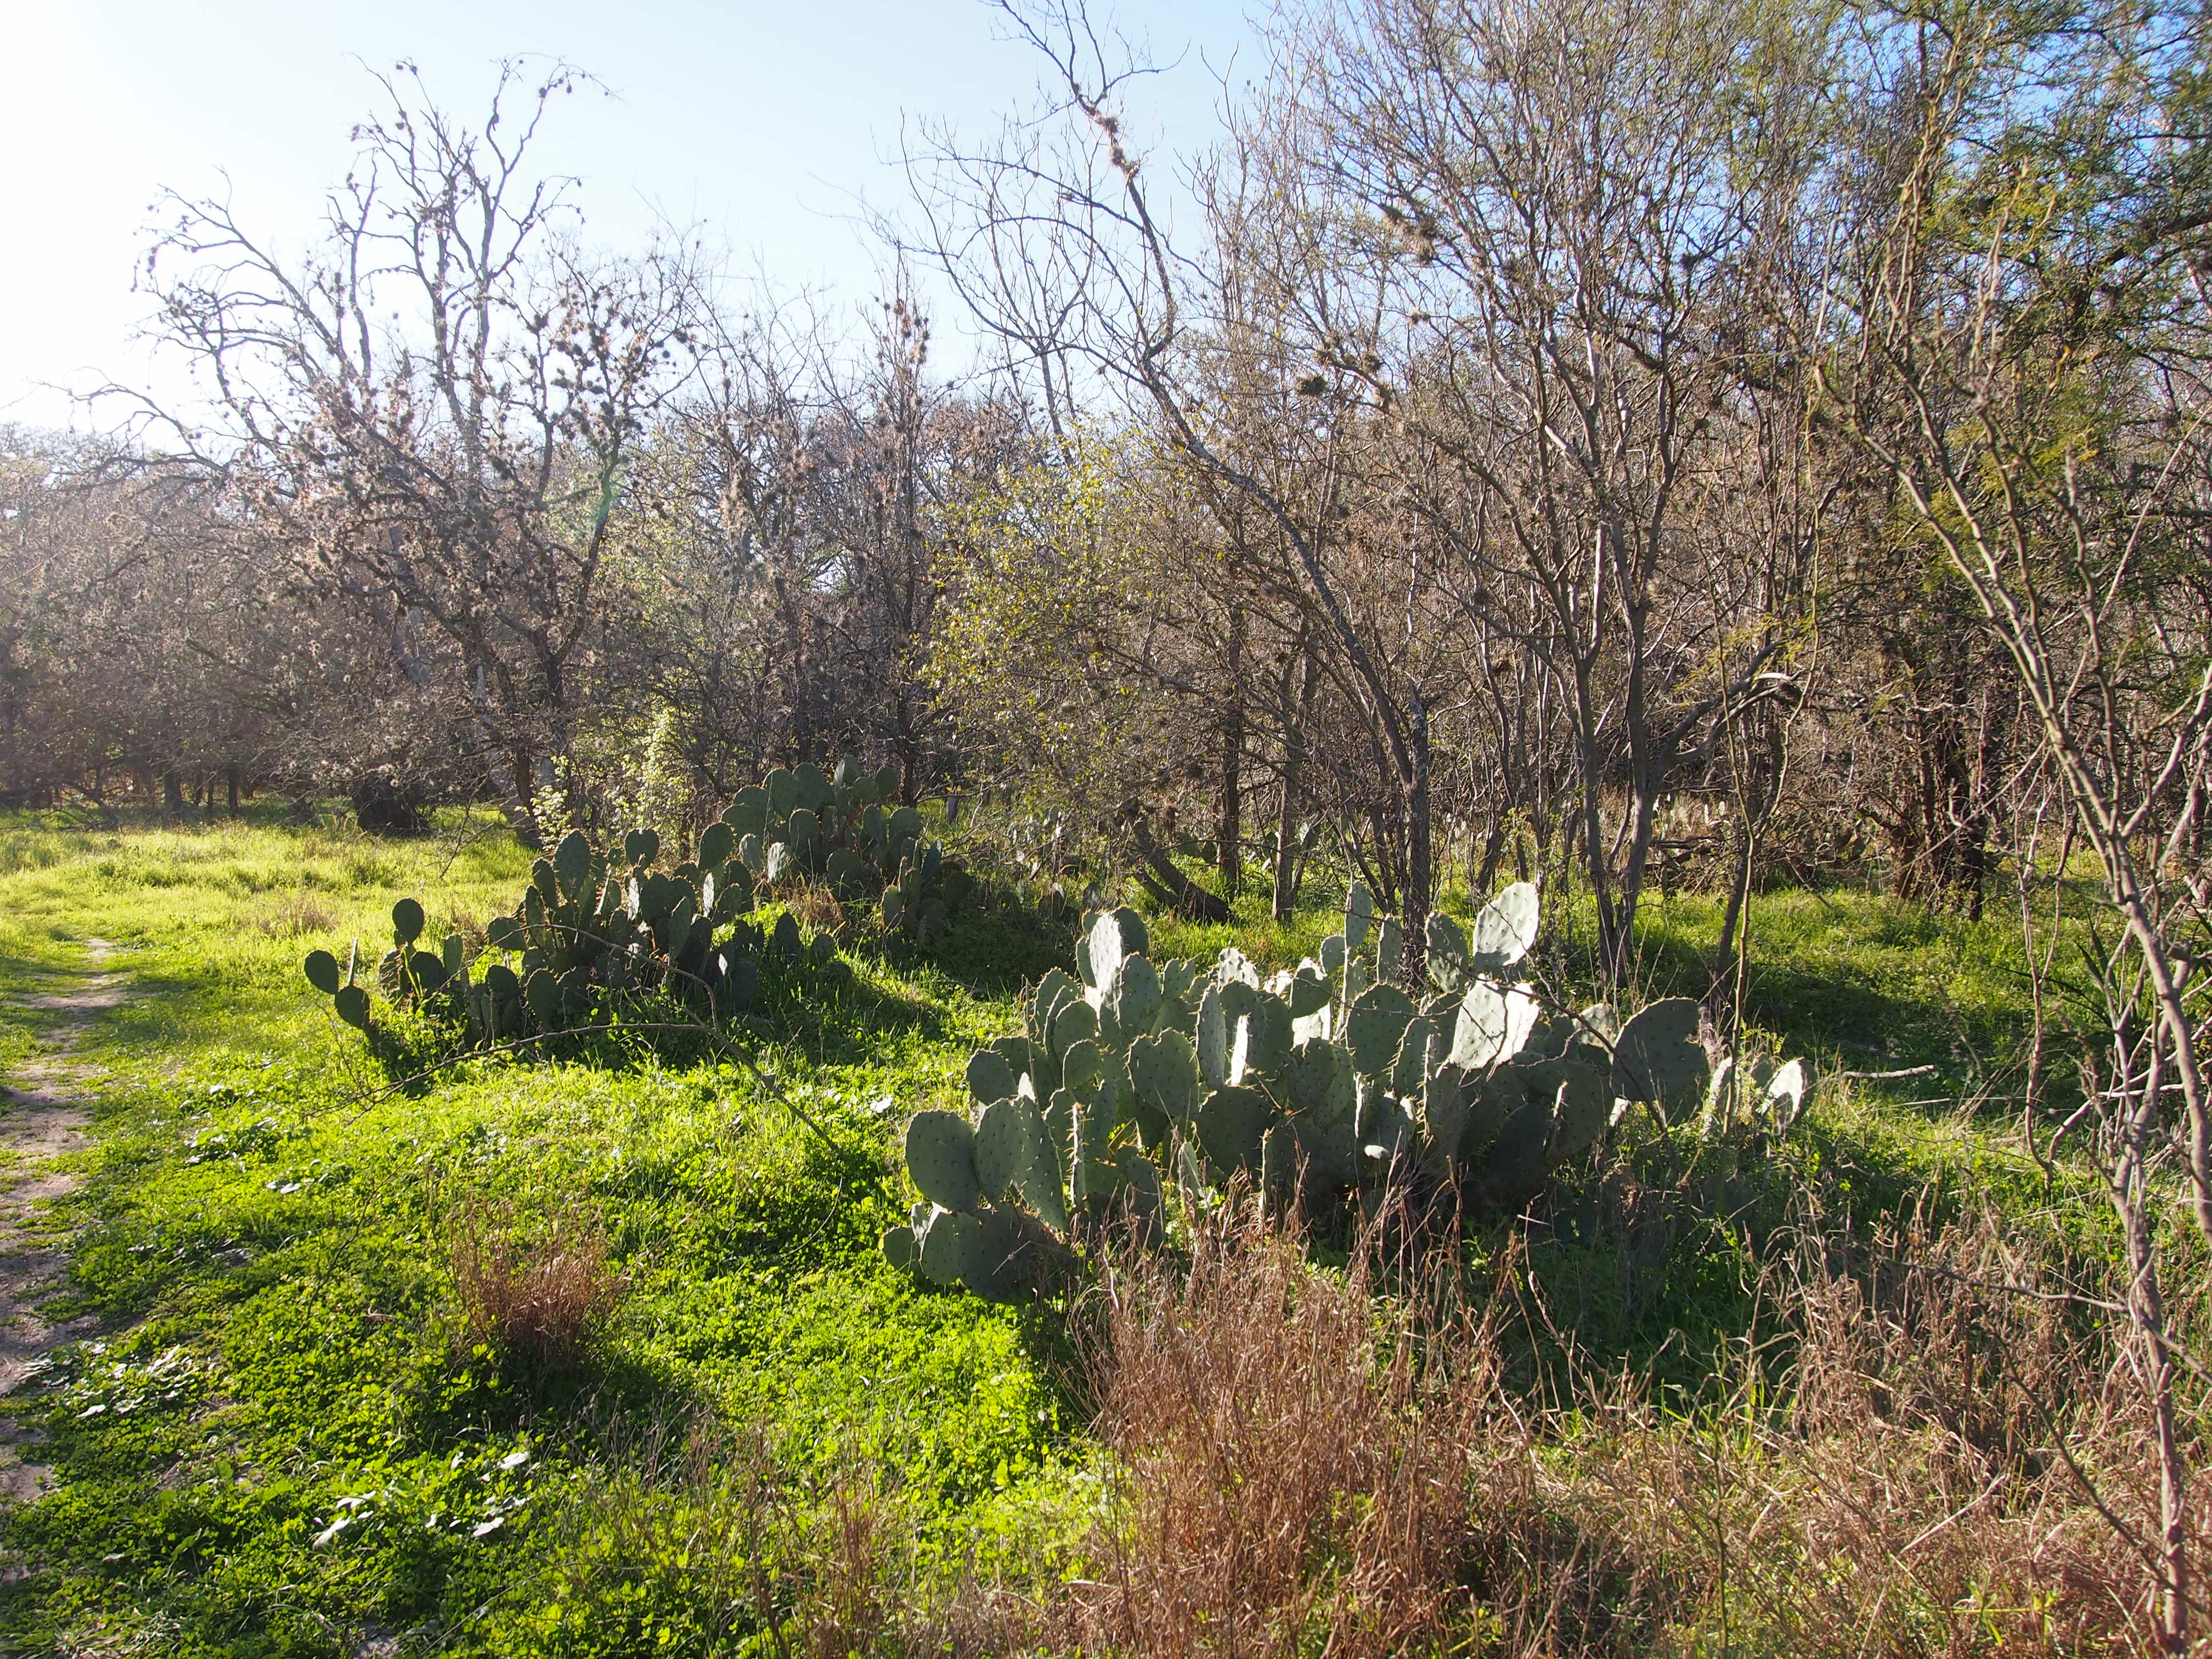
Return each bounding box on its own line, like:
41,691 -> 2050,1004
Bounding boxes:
0,941 -> 124,1500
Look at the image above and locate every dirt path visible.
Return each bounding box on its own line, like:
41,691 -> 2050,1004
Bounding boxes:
0,941 -> 123,1499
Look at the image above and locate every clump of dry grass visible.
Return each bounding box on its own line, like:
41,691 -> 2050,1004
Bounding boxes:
448,1202 -> 624,1370
435,909 -> 488,958
783,882 -> 847,934
256,893 -> 337,937
1039,1199 -> 2202,1657
1059,1211 -> 1494,1655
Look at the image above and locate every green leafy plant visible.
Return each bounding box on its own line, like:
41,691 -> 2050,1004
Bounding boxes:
885,881 -> 1810,1300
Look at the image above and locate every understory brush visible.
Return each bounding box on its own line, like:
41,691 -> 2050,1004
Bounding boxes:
1043,1195 -> 2198,1657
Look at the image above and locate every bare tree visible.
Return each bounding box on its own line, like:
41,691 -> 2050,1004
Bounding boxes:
903,0 -> 1460,965
131,59 -> 704,838
1306,0 -> 1831,983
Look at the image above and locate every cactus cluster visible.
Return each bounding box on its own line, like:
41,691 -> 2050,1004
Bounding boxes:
886,881 -> 1810,1301
302,823 -> 836,1046
721,757 -> 975,942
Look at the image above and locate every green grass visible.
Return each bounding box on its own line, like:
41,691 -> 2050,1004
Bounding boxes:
0,817 -> 2116,1655
0,811 -> 1084,1655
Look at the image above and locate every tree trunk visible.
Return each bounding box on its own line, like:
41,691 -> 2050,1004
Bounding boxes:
1219,606 -> 1246,901
1272,632 -> 1318,923
1127,808 -> 1230,922
2114,1064 -> 2191,1652
1396,692 -> 1434,988
509,748 -> 544,849
1270,771 -> 1302,926
1473,815 -> 1508,897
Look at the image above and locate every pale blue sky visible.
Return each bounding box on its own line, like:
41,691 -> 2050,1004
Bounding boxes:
5,0 -> 1261,431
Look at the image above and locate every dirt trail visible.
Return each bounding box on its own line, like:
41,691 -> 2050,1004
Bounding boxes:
0,941 -> 123,1499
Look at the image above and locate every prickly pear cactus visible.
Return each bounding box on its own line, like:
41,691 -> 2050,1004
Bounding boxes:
723,755 -> 975,943
882,877 -> 1811,1301
301,820 -> 837,1051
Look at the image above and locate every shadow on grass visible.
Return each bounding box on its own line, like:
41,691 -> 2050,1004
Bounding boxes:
882,899 -> 1074,1001
1489,1092 -> 2069,1404
0,951 -> 111,1058
1616,891 -> 2047,1092
298,951 -> 974,1103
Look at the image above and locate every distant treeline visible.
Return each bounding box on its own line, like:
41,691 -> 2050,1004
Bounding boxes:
1,3 -> 2203,966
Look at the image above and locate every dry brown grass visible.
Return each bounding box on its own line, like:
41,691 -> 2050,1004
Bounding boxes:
448,1202 -> 624,1369
1033,1201 -> 2204,1657
255,893 -> 337,937
1058,1214 -> 1490,1656
783,882 -> 848,934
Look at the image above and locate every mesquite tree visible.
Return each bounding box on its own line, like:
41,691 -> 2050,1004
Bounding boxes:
134,60 -> 704,840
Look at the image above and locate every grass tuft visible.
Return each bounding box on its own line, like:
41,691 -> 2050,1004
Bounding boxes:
448,1202 -> 625,1372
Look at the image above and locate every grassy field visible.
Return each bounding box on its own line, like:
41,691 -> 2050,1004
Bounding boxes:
0,811 -> 2177,1656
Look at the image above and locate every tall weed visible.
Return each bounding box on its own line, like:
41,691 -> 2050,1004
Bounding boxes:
1045,1198 -> 2199,1656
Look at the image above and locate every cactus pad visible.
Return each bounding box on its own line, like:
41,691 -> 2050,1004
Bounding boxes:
1345,984 -> 1415,1079
881,1225 -> 919,1271
1468,881 -> 1539,971
1291,1113 -> 1361,1188
1450,979 -> 1541,1070
1425,912 -> 1471,990
1611,997 -> 1706,1109
1128,1030 -> 1201,1120
966,1048 -> 1018,1105
1278,1037 -> 1352,1122
1108,951 -> 1162,1035
905,1110 -> 981,1212
1545,1057 -> 1612,1160
1195,1084 -> 1272,1172
1195,985 -> 1229,1086
1761,1057 -> 1808,1130
971,1097 -> 1032,1198
1261,1122 -> 1297,1205
1231,994 -> 1293,1081
1285,964 -> 1331,1017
